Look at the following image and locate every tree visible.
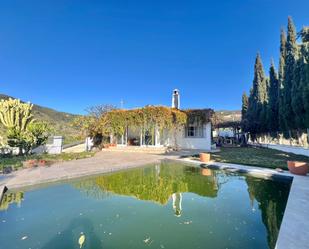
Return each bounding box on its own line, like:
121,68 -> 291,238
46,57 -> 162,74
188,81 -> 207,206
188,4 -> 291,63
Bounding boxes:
241,92 -> 249,131
281,17 -> 298,131
7,121 -> 51,155
267,60 -> 279,133
241,92 -> 248,118
71,115 -> 97,138
243,17 -> 309,138
300,27 -> 309,43
71,104 -> 117,138
6,128 -> 28,155
85,104 -> 116,119
247,53 -> 268,136
291,52 -> 305,130
301,42 -> 309,129
25,121 -> 51,152
278,28 -> 287,131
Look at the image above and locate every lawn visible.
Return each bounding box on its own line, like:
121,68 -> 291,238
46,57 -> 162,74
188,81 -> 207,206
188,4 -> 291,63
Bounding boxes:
192,147 -> 309,170
0,151 -> 95,172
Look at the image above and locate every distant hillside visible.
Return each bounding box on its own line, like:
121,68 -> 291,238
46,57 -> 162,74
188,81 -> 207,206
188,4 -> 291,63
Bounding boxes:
0,94 -> 81,144
215,110 -> 241,124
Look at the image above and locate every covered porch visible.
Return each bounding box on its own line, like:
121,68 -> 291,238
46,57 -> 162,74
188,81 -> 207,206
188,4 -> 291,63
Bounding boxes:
112,126 -> 168,147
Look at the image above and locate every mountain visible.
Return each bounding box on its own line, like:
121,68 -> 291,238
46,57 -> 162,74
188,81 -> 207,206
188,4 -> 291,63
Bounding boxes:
215,110 -> 241,125
0,94 -> 81,144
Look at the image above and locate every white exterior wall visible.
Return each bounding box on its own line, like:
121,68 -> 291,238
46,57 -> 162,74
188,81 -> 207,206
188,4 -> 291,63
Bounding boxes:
32,136 -> 63,154
113,122 -> 212,150
85,137 -> 94,151
213,128 -> 235,138
164,122 -> 212,150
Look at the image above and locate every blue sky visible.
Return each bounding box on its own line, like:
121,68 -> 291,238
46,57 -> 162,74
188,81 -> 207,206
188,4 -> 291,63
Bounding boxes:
0,0 -> 308,114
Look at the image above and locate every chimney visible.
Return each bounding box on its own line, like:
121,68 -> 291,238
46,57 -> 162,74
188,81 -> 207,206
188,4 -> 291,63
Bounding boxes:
172,89 -> 180,109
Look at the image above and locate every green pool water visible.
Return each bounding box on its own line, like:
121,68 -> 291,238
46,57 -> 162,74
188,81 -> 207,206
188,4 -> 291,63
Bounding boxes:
0,161 -> 291,249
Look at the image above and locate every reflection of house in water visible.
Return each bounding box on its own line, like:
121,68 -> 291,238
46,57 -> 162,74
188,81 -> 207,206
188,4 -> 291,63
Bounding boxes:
73,162 -> 220,217
0,192 -> 24,211
172,193 -> 182,217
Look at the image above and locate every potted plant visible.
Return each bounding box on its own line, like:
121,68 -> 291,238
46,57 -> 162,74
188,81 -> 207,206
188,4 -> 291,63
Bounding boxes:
101,143 -> 109,149
287,161 -> 309,176
22,159 -> 38,168
201,168 -> 212,176
38,159 -> 46,167
199,153 -> 211,163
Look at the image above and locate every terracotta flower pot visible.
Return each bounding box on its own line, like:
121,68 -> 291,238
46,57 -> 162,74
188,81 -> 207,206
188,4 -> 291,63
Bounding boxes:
287,161 -> 308,176
201,168 -> 212,176
38,160 -> 46,167
22,160 -> 38,168
199,153 -> 210,163
103,144 -> 110,148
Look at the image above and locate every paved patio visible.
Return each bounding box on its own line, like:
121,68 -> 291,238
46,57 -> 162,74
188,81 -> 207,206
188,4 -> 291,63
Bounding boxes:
0,151 -> 173,190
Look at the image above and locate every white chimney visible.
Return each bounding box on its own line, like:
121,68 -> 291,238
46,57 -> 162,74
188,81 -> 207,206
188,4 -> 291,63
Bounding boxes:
172,89 -> 180,109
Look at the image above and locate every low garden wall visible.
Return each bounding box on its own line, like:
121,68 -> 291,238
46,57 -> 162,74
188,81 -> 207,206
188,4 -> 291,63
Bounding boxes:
252,143 -> 309,157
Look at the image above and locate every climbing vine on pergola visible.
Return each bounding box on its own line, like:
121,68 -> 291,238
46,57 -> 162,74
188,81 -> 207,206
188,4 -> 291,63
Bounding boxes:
96,106 -> 214,137
97,106 -> 185,136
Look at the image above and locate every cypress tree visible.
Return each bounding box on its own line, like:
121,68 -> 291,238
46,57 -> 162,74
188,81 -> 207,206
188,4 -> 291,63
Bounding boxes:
244,18 -> 309,138
291,50 -> 305,129
247,53 -> 268,135
246,87 -> 254,134
241,92 -> 249,131
241,92 -> 248,118
278,28 -> 287,131
301,42 -> 309,129
267,60 -> 279,133
281,17 -> 298,131
260,77 -> 270,133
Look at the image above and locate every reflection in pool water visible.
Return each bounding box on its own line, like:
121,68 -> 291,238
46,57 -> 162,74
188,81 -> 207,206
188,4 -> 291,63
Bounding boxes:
0,191 -> 24,211
0,161 -> 291,249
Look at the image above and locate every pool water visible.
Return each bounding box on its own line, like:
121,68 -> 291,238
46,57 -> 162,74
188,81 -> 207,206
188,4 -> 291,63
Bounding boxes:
0,161 -> 291,249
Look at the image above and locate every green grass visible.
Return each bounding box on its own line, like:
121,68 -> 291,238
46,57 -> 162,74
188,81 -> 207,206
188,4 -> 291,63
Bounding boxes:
192,147 -> 309,170
0,151 -> 95,172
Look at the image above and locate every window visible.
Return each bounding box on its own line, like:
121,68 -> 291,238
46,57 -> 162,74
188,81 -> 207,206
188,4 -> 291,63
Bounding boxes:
185,125 -> 204,138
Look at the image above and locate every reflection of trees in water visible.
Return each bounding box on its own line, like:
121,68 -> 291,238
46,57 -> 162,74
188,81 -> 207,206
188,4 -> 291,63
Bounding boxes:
245,176 -> 291,249
72,162 -> 220,205
72,179 -> 111,200
0,192 -> 24,211
72,165 -> 291,249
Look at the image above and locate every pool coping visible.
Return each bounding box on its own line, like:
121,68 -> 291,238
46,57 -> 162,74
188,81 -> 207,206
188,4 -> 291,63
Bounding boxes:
173,158 -> 309,249
1,157 -> 308,249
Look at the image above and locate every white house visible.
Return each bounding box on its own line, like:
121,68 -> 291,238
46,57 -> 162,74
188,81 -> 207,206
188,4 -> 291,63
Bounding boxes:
113,89 -> 213,151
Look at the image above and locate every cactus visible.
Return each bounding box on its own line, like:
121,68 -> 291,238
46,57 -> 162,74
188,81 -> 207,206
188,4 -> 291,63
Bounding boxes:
0,98 -> 34,131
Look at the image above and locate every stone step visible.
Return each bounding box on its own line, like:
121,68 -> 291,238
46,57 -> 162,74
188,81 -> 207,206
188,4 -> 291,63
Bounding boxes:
102,146 -> 169,154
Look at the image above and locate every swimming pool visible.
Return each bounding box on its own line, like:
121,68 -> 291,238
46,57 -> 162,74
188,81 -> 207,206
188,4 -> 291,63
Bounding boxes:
0,161 -> 291,249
